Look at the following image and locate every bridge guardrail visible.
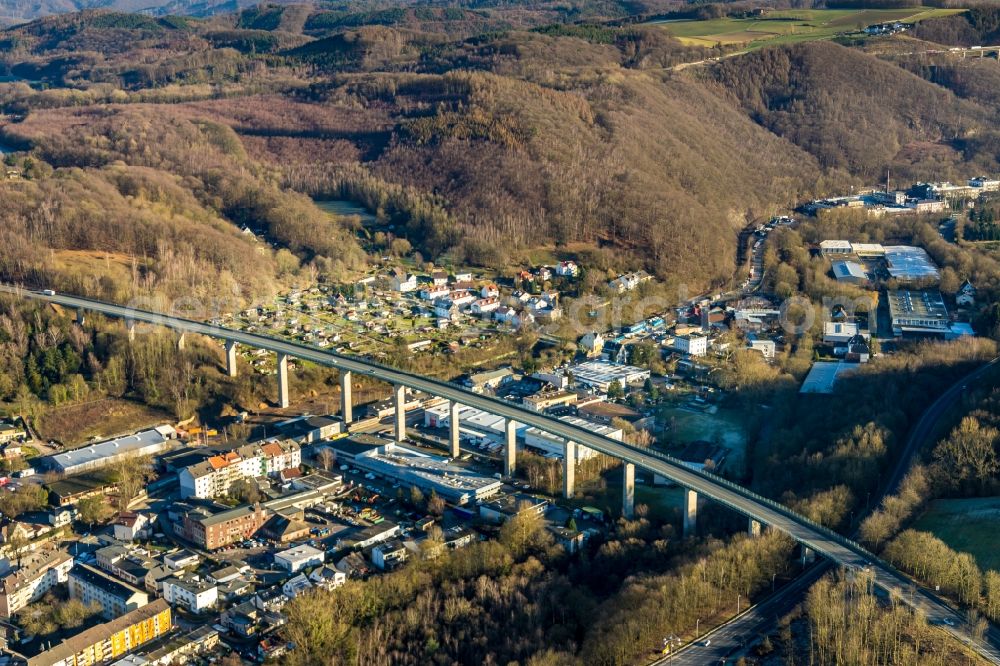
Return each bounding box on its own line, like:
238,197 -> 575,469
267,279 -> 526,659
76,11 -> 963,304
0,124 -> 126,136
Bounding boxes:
3,287 -> 906,577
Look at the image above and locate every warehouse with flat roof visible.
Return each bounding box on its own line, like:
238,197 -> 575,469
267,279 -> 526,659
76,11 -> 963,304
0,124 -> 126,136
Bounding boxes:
329,439 -> 502,505
567,360 -> 650,391
44,425 -> 177,476
884,246 -> 940,282
887,290 -> 950,336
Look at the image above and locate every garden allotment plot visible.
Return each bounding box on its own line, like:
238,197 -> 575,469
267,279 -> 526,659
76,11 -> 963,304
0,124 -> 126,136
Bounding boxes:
653,7 -> 964,50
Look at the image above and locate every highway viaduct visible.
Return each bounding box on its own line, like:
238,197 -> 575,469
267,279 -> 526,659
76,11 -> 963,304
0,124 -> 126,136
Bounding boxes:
5,285 -> 999,661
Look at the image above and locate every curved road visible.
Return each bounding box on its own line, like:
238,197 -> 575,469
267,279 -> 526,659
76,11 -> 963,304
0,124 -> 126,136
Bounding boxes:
4,285 -> 999,662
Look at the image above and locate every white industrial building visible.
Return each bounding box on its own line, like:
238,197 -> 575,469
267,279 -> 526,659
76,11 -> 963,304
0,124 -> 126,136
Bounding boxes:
329,438 -> 502,505
566,360 -> 650,391
46,426 -> 176,476
819,240 -> 852,255
274,544 -> 325,573
522,416 -> 621,461
883,246 -> 940,282
887,290 -> 950,336
424,404 -> 617,461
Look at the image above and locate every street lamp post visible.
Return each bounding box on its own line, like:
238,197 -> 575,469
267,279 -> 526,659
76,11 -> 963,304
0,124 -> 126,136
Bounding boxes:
696,618 -> 700,639
737,593 -> 742,615
772,573 -> 777,593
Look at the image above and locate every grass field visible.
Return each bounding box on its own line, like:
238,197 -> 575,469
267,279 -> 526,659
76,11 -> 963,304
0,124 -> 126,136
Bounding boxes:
659,406 -> 749,474
912,497 -> 1000,572
651,7 -> 964,51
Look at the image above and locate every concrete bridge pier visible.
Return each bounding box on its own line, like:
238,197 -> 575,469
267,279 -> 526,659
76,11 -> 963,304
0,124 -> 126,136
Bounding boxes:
449,401 -> 461,458
504,418 -> 517,477
277,353 -> 290,408
225,340 -> 238,378
622,463 -> 635,519
127,320 -> 136,343
801,544 -> 816,565
749,518 -> 762,537
75,308 -> 86,326
683,489 -> 698,537
177,332 -> 186,351
563,441 -> 576,499
340,371 -> 353,423
393,384 -> 406,442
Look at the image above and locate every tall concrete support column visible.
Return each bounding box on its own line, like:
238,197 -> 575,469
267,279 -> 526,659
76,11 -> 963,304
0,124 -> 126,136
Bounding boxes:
801,545 -> 816,565
563,441 -> 576,499
449,401 -> 461,458
749,518 -> 762,537
76,308 -> 86,326
127,321 -> 136,343
340,371 -> 353,423
225,340 -> 238,378
683,489 -> 698,537
277,353 -> 290,409
393,384 -> 406,442
503,419 -> 517,477
622,463 -> 635,519
177,332 -> 186,351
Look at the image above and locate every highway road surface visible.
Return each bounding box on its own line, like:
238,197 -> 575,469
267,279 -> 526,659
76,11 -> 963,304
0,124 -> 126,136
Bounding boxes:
4,285 -> 999,662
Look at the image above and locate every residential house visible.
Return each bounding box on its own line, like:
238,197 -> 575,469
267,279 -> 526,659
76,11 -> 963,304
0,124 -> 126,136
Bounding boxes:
957,279 -> 977,307
309,564 -> 346,591
222,601 -> 260,638
431,270 -> 449,286
443,527 -> 476,550
179,503 -> 267,551
69,564 -> 149,620
448,290 -> 476,307
0,548 -> 73,618
261,439 -> 302,476
434,300 -> 463,322
510,290 -> 532,305
823,322 -> 861,346
420,285 -> 450,301
556,261 -> 579,277
579,331 -> 605,356
282,573 -> 313,599
673,334 -> 707,357
0,419 -> 26,445
471,297 -> 500,315
608,271 -> 651,293
480,284 -> 500,299
25,599 -> 171,666
390,269 -> 417,293
494,306 -> 524,327
549,526 -> 585,554
372,540 -> 408,570
746,335 -> 776,360
114,512 -> 151,542
162,574 -> 218,614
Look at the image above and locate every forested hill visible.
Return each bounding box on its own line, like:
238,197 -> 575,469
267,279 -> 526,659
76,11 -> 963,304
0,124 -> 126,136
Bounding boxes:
1,7 -> 1000,295
707,40 -> 998,181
